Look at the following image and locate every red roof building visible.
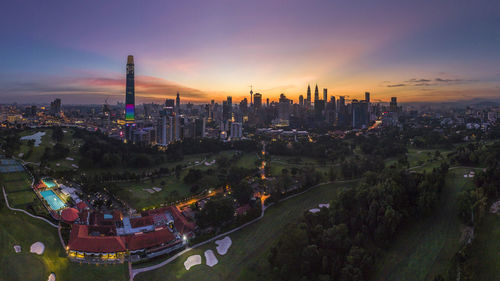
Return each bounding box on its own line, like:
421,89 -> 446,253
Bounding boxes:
61,208 -> 80,223
68,225 -> 126,253
126,228 -> 176,251
76,201 -> 89,211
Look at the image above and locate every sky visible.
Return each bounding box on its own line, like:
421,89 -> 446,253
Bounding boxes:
0,0 -> 499,104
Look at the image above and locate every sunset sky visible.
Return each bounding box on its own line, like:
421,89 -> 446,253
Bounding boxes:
1,0 -> 499,104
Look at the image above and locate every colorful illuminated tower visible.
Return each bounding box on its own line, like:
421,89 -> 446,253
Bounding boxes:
125,55 -> 135,123
124,55 -> 135,142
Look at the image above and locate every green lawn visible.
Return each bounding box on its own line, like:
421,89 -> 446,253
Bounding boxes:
268,155 -> 338,176
114,151 -> 258,210
0,207 -> 128,281
464,213 -> 500,280
371,167 -> 476,281
134,180 -> 358,281
2,170 -> 36,209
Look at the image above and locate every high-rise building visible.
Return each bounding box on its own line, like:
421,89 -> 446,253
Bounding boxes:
314,84 -> 319,102
314,100 -> 325,121
230,122 -> 243,139
352,99 -> 369,129
50,98 -> 61,116
365,92 -> 370,103
278,93 -> 290,121
299,95 -> 304,106
165,99 -> 175,108
337,96 -> 348,127
266,98 -> 269,107
125,55 -> 135,123
176,92 -> 180,111
306,84 -> 311,107
323,88 -> 327,102
254,93 -> 262,108
390,97 -> 398,112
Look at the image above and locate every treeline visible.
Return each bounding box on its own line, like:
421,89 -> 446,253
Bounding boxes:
448,143 -> 488,166
356,129 -> 407,158
267,136 -> 352,161
0,128 -> 21,158
165,138 -> 258,161
76,128 -> 160,168
268,164 -> 449,281
452,141 -> 500,281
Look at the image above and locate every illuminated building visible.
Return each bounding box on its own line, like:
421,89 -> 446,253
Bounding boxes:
125,55 -> 135,141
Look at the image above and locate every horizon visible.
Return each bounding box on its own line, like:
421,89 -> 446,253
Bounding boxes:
1,0 -> 500,104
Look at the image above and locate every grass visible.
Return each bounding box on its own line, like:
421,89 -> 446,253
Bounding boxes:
114,151 -> 258,210
134,180 -> 358,281
465,213 -> 500,280
371,167 -> 477,281
0,207 -> 128,281
2,170 -> 36,209
268,155 -> 338,176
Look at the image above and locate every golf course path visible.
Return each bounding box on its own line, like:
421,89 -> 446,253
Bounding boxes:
2,186 -> 58,228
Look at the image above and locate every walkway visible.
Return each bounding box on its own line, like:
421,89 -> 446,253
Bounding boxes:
2,186 -> 58,228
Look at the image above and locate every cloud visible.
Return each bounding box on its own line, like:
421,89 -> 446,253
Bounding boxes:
406,78 -> 431,83
435,78 -> 463,83
0,74 -> 209,104
384,76 -> 473,88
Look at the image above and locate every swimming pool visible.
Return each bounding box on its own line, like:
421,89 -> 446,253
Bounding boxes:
40,190 -> 66,210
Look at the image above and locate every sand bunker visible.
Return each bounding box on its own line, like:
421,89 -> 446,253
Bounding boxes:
490,200 -> 500,214
66,157 -> 74,161
13,245 -> 21,253
30,242 -> 45,255
47,273 -> 56,281
205,250 -> 218,267
144,189 -> 155,194
215,236 -> 232,255
71,164 -> 79,169
152,187 -> 162,192
184,255 -> 202,270
309,208 -> 320,213
318,203 -> 330,208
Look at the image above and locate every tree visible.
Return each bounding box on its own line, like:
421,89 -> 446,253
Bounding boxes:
196,197 -> 235,228
52,127 -> 64,142
232,180 -> 253,205
174,165 -> 182,179
183,169 -> 202,184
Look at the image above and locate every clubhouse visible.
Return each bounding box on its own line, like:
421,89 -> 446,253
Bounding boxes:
67,206 -> 195,263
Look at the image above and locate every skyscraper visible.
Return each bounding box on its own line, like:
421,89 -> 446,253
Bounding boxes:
390,97 -> 398,112
365,92 -> 370,103
125,55 -> 135,123
50,98 -> 61,116
306,84 -> 311,106
254,93 -> 262,108
176,92 -> 180,111
323,88 -> 327,102
314,84 -> 319,102
299,95 -> 304,106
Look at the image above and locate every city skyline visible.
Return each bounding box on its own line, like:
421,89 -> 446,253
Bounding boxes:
1,0 -> 500,104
